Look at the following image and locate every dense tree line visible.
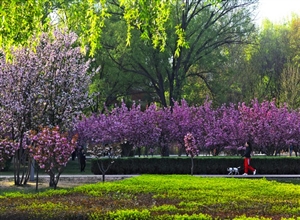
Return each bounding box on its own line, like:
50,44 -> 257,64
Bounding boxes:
74,99 -> 300,157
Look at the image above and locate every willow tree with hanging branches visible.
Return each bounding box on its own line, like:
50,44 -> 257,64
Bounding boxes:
0,0 -> 223,56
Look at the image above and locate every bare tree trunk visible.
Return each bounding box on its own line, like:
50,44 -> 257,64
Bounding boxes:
97,159 -> 114,183
190,157 -> 194,176
13,148 -> 30,186
49,172 -> 61,189
36,168 -> 39,191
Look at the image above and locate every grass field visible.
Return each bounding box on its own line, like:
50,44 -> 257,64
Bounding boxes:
1,174 -> 300,219
2,158 -> 300,219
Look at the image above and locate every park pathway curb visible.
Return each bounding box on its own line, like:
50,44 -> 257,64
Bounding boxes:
1,174 -> 300,179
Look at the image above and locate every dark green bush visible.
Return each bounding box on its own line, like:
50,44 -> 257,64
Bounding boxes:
91,157 -> 300,175
1,158 -> 12,171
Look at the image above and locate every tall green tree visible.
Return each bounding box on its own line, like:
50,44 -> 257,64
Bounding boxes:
228,17 -> 300,106
215,19 -> 291,106
87,13 -> 151,112
288,15 -> 300,65
96,0 -> 258,107
279,63 -> 300,109
207,41 -> 258,105
278,16 -> 300,108
248,20 -> 289,101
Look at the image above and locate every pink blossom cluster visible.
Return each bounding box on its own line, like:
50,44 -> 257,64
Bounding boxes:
0,139 -> 18,169
75,101 -> 161,149
238,99 -> 300,155
184,132 -> 198,157
28,126 -> 77,173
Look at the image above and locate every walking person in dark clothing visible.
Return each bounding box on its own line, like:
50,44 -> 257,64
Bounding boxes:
78,147 -> 86,172
242,141 -> 256,175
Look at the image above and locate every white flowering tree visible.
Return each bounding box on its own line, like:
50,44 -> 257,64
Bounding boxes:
0,30 -> 97,185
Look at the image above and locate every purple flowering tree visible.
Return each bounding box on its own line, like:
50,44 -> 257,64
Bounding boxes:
151,104 -> 175,156
0,136 -> 18,171
74,111 -> 123,182
141,103 -> 163,155
0,30 -> 96,185
75,101 -> 161,157
238,99 -> 297,155
0,114 -> 18,170
200,101 -> 227,156
216,104 -> 248,155
114,102 -> 161,156
287,110 -> 300,155
172,100 -> 198,155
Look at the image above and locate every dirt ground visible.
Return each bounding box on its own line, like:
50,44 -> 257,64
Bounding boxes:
0,176 -> 123,190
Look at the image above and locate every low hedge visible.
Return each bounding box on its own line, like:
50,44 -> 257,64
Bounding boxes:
91,156 -> 300,175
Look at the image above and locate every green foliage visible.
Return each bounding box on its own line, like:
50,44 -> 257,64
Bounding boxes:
86,0 -> 258,108
0,0 -> 47,51
279,63 -> 300,108
228,18 -> 290,103
107,209 -> 151,220
151,204 -> 178,212
233,216 -> 272,220
3,0 -> 225,57
120,0 -> 171,53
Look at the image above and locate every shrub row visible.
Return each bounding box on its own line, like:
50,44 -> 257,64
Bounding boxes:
91,157 -> 300,175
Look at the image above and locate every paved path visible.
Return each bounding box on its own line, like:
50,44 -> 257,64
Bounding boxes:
1,174 -> 300,179
197,174 -> 300,178
0,174 -> 139,180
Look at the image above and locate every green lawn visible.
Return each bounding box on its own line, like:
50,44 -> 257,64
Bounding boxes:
0,175 -> 300,219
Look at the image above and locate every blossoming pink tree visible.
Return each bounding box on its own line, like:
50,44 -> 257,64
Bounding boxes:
28,126 -> 77,189
74,101 -> 162,158
0,115 -> 18,170
215,104 -> 248,155
184,132 -> 198,175
0,30 -> 96,185
0,139 -> 18,170
172,100 -> 201,155
238,99 -> 298,155
111,102 -> 161,156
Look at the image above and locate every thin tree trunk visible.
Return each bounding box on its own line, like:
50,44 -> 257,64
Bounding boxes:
36,168 -> 39,191
190,157 -> 194,176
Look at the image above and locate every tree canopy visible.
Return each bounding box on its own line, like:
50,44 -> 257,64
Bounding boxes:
1,0 -> 222,56
88,0 -> 258,108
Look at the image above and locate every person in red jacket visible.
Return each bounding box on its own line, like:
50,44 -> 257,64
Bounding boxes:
242,141 -> 256,175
